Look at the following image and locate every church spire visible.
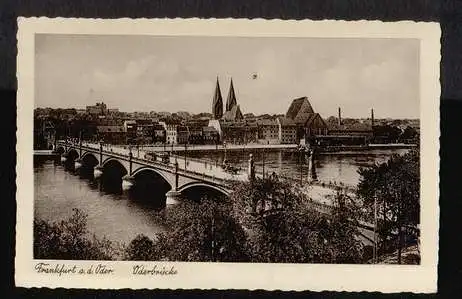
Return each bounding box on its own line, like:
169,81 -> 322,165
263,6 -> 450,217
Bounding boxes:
212,77 -> 223,120
226,78 -> 237,112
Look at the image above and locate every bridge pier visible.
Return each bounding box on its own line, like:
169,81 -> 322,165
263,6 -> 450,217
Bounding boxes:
74,159 -> 82,170
94,165 -> 104,179
122,175 -> 135,191
166,190 -> 182,205
309,149 -> 318,182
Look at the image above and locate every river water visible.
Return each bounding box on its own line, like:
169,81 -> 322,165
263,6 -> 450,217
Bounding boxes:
34,159 -> 166,245
34,148 -> 408,245
183,148 -> 409,186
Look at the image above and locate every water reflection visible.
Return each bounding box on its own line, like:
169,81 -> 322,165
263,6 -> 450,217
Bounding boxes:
184,148 -> 408,186
34,160 -> 166,245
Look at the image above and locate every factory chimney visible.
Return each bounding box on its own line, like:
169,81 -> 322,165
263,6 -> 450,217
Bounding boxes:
371,108 -> 375,127
338,107 -> 342,127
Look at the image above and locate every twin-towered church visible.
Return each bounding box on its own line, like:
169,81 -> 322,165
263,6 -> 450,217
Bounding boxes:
211,77 -> 244,122
208,76 -> 329,145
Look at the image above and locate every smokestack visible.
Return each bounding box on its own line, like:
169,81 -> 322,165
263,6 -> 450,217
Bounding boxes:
371,108 -> 375,127
338,107 -> 342,126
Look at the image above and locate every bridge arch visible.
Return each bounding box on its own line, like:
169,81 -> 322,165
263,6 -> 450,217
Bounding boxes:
130,168 -> 173,209
55,146 -> 65,154
178,182 -> 230,202
131,167 -> 174,188
100,158 -> 128,194
101,158 -> 128,174
66,148 -> 79,161
81,152 -> 99,168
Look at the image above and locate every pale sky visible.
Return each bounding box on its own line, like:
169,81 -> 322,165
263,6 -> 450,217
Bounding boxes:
35,34 -> 420,119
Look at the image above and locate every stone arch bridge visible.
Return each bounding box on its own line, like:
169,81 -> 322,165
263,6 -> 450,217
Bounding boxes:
55,141 -> 253,205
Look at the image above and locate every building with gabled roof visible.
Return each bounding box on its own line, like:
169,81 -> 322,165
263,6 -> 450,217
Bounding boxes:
222,104 -> 243,121
286,96 -> 314,120
285,97 -> 328,141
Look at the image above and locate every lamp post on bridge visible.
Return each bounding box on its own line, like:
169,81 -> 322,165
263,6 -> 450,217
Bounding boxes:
184,143 -> 187,170
74,130 -> 83,171
166,157 -> 181,205
298,145 -> 304,185
128,146 -> 133,174
248,153 -> 255,182
262,148 -> 265,179
93,140 -> 104,179
373,194 -> 378,264
223,141 -> 227,168
79,130 -> 83,157
122,145 -> 135,192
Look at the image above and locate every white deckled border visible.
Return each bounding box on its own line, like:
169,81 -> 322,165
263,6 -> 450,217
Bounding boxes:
16,17 -> 440,292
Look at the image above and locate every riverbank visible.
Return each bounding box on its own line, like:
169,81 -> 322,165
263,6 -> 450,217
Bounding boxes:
34,150 -> 59,157
135,143 -> 417,153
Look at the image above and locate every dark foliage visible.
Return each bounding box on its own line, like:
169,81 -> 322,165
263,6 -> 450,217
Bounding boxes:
231,177 -> 364,263
357,149 -> 420,262
34,208 -> 122,260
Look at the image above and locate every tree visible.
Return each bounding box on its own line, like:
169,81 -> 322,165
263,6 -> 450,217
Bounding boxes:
124,234 -> 170,261
159,199 -> 249,262
357,149 -> 420,263
373,125 -> 402,143
34,208 -> 123,260
400,126 -> 418,142
230,176 -> 364,263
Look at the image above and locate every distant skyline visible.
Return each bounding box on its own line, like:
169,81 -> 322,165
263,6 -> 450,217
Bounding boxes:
35,35 -> 420,119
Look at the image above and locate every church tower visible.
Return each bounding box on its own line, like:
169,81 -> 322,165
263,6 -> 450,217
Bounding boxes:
226,78 -> 238,112
211,77 -> 223,119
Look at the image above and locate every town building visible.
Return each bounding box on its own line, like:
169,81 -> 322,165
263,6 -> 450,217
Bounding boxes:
188,124 -> 204,144
159,120 -> 189,145
285,97 -> 329,142
184,119 -> 209,144
123,120 -> 137,144
153,123 -> 166,144
86,102 -> 108,115
160,121 -> 178,145
277,117 -> 297,144
257,119 -> 280,144
177,125 -> 189,144
96,125 -> 126,144
107,108 -> 119,115
135,119 -> 154,144
202,126 -> 219,144
318,107 -> 374,146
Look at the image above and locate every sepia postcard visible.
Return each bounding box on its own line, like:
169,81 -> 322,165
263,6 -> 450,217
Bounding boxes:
16,17 -> 440,292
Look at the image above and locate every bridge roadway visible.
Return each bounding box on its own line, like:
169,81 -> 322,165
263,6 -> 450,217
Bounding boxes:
56,140 -> 251,204
134,143 -> 299,152
79,140 -> 249,182
55,140 -> 356,203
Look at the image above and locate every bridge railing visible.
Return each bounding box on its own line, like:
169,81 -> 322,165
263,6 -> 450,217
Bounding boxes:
62,141 -> 239,186
254,170 -> 356,193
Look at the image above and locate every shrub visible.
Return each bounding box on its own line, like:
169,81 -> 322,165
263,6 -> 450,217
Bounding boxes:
34,208 -> 122,260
